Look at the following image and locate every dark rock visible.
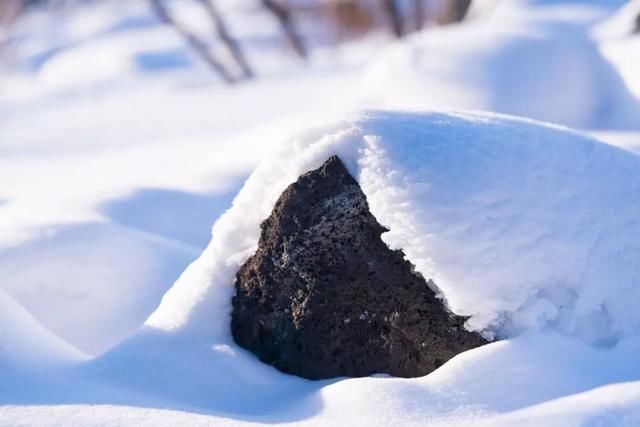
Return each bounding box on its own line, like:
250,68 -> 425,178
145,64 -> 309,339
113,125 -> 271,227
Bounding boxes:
231,155 -> 488,379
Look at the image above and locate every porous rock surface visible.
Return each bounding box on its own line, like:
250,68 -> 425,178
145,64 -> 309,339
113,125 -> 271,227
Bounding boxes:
231,156 -> 487,379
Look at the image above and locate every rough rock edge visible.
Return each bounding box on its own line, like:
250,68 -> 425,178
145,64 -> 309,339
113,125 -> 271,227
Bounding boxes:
231,155 -> 488,379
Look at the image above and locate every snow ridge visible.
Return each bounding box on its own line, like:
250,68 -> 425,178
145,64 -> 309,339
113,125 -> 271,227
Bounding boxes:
147,110 -> 640,346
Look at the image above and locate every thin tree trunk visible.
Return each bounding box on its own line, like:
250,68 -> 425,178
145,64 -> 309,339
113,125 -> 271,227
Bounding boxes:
196,0 -> 254,79
414,0 -> 424,31
439,0 -> 472,25
413,0 -> 425,31
150,0 -> 235,83
262,0 -> 307,59
382,0 -> 404,38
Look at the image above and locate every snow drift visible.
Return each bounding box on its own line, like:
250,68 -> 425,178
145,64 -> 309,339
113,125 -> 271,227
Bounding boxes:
594,0 -> 640,38
145,110 -> 640,347
595,0 -> 640,100
0,289 -> 85,375
361,0 -> 640,130
3,110 -> 640,426
77,110 -> 640,425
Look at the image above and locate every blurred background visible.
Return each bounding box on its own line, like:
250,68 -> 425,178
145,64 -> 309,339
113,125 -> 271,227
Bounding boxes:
0,0 -> 479,82
0,0 -> 639,356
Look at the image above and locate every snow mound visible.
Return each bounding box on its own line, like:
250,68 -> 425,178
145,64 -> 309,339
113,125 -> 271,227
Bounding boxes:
5,110 -> 640,425
484,379 -> 640,426
596,0 -> 640,99
594,0 -> 640,39
10,331 -> 640,425
361,1 -> 640,130
0,289 -> 86,371
0,222 -> 199,355
146,110 -> 640,347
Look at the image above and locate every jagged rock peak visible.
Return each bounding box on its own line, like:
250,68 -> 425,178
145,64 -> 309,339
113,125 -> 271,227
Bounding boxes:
231,155 -> 487,379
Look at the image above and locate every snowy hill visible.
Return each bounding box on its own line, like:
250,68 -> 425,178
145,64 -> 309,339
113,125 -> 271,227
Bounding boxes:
3,111 -> 639,426
2,0 -> 639,359
0,289 -> 85,370
0,289 -> 87,405
362,0 -> 640,129
2,0 -> 640,425
144,110 -> 640,346
596,0 -> 640,100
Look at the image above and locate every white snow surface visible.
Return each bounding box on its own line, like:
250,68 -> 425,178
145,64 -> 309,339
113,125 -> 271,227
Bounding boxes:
0,0 -> 363,355
362,0 -> 640,130
148,110 -> 640,346
2,111 -> 640,426
3,0 -> 640,424
2,0 -> 640,358
595,0 -> 640,38
596,0 -> 640,100
0,289 -> 86,371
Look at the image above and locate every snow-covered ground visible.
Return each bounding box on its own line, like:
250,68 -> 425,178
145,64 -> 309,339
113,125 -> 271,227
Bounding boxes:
362,0 -> 640,130
0,71 -> 357,354
0,0 -> 367,354
3,110 -> 640,427
2,0 -> 640,425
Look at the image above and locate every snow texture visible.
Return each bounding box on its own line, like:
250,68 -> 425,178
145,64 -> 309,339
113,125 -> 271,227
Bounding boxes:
147,110 -> 640,347
0,110 -> 639,426
0,4 -> 358,352
2,0 -> 640,425
362,0 -> 640,130
596,0 -> 640,100
0,289 -> 86,371
2,111 -> 639,427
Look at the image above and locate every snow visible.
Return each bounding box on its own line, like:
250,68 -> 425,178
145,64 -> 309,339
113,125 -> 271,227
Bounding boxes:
145,111 -> 640,347
0,221 -> 199,354
594,0 -> 640,38
595,0 -> 640,100
483,380 -> 640,426
0,52 -> 358,355
361,0 -> 640,130
0,289 -> 86,370
0,289 -> 87,410
2,0 -> 640,424
0,0 -> 370,355
3,105 -> 640,426
5,111 -> 633,427
1,332 -> 640,426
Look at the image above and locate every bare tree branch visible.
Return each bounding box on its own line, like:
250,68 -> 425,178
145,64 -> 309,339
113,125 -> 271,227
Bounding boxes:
196,0 -> 254,79
262,0 -> 307,59
382,0 -> 404,38
150,0 -> 235,83
439,0 -> 472,25
413,0 -> 425,31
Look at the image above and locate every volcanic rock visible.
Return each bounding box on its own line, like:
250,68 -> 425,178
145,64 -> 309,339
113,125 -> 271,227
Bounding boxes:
231,155 -> 487,379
